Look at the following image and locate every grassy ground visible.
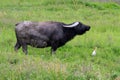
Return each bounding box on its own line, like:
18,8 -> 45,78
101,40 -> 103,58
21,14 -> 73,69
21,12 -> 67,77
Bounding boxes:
0,0 -> 120,80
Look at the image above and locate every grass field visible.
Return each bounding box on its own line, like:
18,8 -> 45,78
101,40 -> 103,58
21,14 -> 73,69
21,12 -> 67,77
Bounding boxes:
0,0 -> 120,80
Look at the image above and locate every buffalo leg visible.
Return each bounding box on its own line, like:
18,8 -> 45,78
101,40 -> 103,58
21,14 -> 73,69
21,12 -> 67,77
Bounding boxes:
51,41 -> 58,54
51,48 -> 57,54
14,42 -> 21,51
21,44 -> 28,55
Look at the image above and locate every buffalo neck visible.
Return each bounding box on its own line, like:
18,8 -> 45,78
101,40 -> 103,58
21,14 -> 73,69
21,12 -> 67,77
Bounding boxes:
63,28 -> 76,42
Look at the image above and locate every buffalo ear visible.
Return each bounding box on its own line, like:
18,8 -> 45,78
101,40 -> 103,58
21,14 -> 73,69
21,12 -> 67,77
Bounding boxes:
63,22 -> 79,28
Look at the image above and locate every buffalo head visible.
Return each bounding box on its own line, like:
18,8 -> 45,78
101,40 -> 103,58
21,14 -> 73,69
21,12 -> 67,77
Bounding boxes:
63,22 -> 90,35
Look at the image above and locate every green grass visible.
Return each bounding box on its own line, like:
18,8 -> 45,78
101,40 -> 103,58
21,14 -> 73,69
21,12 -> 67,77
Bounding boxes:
0,0 -> 120,80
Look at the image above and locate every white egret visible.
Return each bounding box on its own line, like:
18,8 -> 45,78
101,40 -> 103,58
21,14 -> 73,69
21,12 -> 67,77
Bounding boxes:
92,47 -> 97,56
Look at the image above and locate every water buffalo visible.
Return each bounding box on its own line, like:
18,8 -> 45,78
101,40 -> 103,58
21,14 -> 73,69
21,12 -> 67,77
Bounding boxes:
14,21 -> 90,54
